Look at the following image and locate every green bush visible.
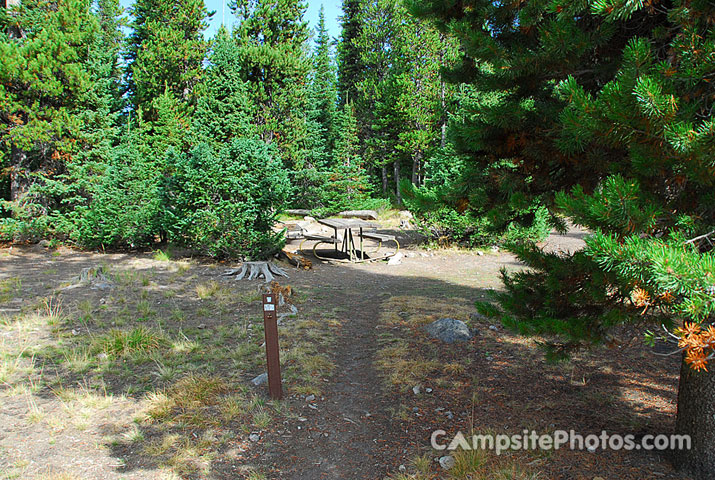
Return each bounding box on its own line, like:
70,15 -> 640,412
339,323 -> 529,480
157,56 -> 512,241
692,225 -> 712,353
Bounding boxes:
161,138 -> 291,259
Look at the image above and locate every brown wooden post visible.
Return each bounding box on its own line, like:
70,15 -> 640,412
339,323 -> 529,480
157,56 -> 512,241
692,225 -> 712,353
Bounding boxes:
262,293 -> 282,400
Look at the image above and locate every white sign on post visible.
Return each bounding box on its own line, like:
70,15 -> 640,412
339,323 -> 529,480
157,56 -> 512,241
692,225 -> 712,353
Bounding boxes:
264,303 -> 275,311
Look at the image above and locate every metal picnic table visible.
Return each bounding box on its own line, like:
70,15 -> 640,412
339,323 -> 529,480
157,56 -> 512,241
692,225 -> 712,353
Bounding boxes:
300,217 -> 399,263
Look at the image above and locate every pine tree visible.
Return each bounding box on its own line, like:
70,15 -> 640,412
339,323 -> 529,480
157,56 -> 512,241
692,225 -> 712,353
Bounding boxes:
327,101 -> 370,207
336,0 -> 363,105
310,5 -> 336,152
125,0 -> 210,117
193,25 -> 254,148
231,0 -> 310,171
0,0 -> 99,227
411,0 -> 715,476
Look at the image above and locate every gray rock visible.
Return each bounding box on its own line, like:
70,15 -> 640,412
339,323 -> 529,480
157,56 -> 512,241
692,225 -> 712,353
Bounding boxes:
489,325 -> 498,331
38,239 -> 51,248
439,455 -> 456,470
445,411 -> 454,420
305,394 -> 316,402
399,464 -> 407,473
251,373 -> 268,386
249,433 -> 260,442
412,385 -> 421,395
424,318 -> 473,344
387,252 -> 404,265
425,387 -> 433,393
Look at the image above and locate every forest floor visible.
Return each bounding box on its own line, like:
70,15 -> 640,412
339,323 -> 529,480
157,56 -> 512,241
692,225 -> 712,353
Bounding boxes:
0,221 -> 690,480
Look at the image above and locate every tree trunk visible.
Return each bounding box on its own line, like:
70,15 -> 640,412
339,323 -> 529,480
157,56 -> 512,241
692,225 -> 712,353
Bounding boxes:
393,160 -> 401,206
10,145 -> 30,203
674,355 -> 715,479
439,34 -> 448,149
381,165 -> 388,196
412,150 -> 423,186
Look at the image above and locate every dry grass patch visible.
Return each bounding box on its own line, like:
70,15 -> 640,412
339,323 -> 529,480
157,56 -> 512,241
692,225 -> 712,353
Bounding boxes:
375,339 -> 441,390
195,280 -> 223,300
388,449 -> 541,480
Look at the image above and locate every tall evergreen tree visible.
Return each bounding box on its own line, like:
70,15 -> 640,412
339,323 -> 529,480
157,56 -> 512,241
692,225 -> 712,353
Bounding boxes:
328,101 -> 370,206
231,0 -> 310,170
336,0 -> 363,105
193,25 -> 254,149
411,0 -> 715,476
125,0 -> 210,117
0,0 -> 99,213
310,5 -> 337,152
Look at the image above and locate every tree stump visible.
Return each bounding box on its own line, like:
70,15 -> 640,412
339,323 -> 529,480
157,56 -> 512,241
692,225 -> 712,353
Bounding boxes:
222,261 -> 288,283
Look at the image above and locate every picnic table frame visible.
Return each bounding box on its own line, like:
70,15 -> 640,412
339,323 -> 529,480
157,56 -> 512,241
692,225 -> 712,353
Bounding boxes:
300,218 -> 399,263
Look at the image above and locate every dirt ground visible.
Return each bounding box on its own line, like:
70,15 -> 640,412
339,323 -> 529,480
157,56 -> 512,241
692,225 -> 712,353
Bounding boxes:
0,226 -> 689,480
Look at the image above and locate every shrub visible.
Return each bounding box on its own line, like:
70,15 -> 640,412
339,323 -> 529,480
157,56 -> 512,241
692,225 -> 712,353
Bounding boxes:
161,138 -> 291,259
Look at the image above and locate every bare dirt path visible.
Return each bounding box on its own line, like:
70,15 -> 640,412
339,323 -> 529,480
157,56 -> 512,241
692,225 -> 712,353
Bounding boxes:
254,241 -> 521,479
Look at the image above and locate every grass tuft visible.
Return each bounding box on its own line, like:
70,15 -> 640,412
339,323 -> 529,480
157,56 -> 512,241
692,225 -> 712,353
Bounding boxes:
153,249 -> 171,261
195,281 -> 222,300
95,327 -> 163,357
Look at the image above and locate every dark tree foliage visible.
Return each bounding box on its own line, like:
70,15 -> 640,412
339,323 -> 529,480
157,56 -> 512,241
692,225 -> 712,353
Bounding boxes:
162,138 -> 290,259
125,0 -> 211,117
336,0 -> 364,104
411,0 -> 715,476
193,25 -> 255,148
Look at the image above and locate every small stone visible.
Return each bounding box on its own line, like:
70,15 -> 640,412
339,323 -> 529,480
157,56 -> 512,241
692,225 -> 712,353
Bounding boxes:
38,239 -> 51,248
439,455 -> 456,470
71,329 -> 80,336
489,325 -> 498,331
249,433 -> 260,442
445,411 -> 454,420
477,250 -> 484,256
425,388 -> 433,393
412,407 -> 419,413
398,464 -> 407,473
412,385 -> 421,395
491,245 -> 499,252
388,252 -> 404,265
305,394 -> 316,402
198,323 -> 207,329
251,373 -> 268,386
